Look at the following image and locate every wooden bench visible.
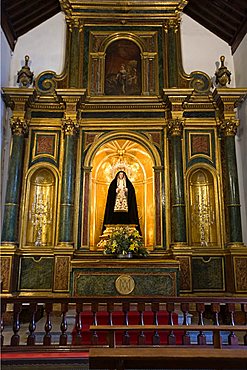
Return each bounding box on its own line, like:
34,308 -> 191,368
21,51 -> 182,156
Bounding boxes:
89,347 -> 247,369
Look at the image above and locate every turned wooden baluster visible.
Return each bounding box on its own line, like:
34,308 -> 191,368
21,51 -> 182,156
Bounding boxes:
181,302 -> 190,345
226,303 -> 238,345
1,301 -> 6,346
107,302 -> 114,325
211,303 -> 222,348
137,302 -> 146,345
43,303 -> 53,346
196,303 -> 206,345
11,303 -> 22,346
75,302 -> 83,345
167,302 -> 176,345
59,303 -> 68,346
107,302 -> 115,347
152,302 -> 160,345
241,303 -> 247,345
27,303 -> 37,346
91,302 -> 98,345
122,302 -> 130,345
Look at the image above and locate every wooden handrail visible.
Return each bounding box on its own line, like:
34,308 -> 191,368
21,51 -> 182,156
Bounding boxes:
1,296 -> 247,351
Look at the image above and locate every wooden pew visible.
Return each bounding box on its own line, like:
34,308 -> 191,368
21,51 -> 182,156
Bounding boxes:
89,324 -> 247,369
89,347 -> 247,369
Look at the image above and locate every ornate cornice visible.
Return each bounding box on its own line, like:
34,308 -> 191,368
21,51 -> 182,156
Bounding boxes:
59,0 -> 187,24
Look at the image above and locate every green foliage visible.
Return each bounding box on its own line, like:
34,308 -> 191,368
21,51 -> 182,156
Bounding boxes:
100,226 -> 149,257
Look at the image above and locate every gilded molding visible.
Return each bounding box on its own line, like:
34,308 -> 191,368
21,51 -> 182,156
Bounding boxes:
168,118 -> 184,136
61,117 -> 79,135
219,119 -> 239,136
10,117 -> 28,136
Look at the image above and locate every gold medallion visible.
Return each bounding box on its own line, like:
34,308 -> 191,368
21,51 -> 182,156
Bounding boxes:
115,274 -> 135,295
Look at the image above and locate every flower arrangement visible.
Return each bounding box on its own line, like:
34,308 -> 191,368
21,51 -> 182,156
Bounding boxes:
99,226 -> 149,257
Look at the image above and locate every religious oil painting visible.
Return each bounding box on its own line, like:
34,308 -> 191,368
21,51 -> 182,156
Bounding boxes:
105,39 -> 141,95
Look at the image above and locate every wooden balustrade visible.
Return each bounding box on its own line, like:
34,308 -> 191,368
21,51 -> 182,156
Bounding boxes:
1,297 -> 247,352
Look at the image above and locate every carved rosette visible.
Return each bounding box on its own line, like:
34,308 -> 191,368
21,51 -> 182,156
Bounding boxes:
62,117 -> 79,135
219,119 -> 239,136
168,119 -> 184,136
10,117 -> 28,136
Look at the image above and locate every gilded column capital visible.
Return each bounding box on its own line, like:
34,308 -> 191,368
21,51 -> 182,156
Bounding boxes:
60,0 -> 83,32
10,117 -> 28,136
163,17 -> 181,33
62,117 -> 79,135
168,119 -> 184,136
219,119 -> 239,136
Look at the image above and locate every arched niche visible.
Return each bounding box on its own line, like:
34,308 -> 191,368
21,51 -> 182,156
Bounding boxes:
187,167 -> 219,247
22,166 -> 58,247
81,132 -> 162,250
104,39 -> 141,95
90,139 -> 154,248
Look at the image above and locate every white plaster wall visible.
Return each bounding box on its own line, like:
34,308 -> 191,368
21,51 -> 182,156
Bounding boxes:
9,12 -> 66,87
234,34 -> 247,244
181,13 -> 235,87
1,28 -> 12,230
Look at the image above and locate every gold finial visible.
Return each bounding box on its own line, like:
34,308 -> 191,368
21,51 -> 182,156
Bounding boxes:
17,55 -> 34,87
215,55 -> 231,87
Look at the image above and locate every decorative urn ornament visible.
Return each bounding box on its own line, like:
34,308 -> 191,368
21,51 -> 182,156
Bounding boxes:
215,55 -> 231,87
17,55 -> 34,87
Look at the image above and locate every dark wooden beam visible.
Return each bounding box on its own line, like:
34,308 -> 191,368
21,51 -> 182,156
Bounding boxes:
184,7 -> 233,43
14,7 -> 60,36
1,7 -> 17,50
231,16 -> 247,53
13,3 -> 60,28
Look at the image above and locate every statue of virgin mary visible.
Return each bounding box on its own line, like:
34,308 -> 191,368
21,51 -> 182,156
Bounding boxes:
102,171 -> 141,233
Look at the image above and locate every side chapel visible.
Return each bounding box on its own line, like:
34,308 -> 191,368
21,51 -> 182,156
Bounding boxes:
1,0 -> 247,298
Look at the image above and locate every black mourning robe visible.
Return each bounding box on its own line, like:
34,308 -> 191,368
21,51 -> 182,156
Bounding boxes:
102,171 -> 141,234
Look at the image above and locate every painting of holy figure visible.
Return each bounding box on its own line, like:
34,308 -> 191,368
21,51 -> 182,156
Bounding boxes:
105,39 -> 141,95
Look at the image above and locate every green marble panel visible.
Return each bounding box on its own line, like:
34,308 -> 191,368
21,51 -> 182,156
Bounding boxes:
72,266 -> 177,296
19,257 -> 54,290
192,257 -> 224,291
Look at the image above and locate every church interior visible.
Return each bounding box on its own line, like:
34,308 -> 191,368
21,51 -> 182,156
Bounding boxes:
1,0 -> 247,368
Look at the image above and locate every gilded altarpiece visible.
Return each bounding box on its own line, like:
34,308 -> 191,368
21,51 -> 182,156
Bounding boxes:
1,0 -> 247,297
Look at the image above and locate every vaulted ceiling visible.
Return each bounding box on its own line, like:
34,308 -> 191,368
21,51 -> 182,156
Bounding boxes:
1,0 -> 247,53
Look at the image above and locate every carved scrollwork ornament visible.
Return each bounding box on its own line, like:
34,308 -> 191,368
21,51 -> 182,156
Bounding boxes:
62,117 -> 79,135
219,119 -> 239,136
10,117 -> 28,136
168,119 -> 184,136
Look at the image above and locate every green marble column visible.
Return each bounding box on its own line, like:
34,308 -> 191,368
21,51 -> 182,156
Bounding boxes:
68,21 -> 83,88
168,119 -> 186,243
165,19 -> 179,88
59,118 -> 78,244
2,118 -> 27,243
221,119 -> 243,243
